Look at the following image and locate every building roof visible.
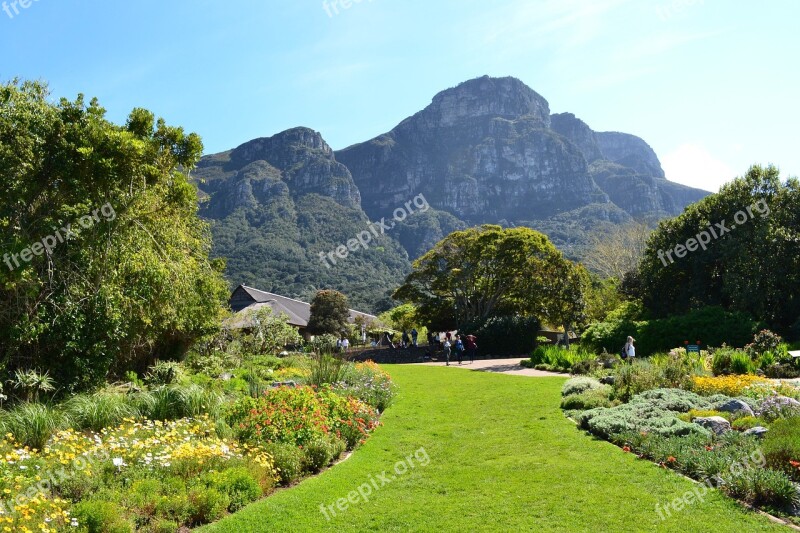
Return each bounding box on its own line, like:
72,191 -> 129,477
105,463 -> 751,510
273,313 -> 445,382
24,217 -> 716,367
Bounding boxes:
228,285 -> 377,329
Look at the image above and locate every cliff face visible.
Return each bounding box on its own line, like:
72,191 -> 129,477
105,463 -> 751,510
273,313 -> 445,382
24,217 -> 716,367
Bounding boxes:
337,76 -> 706,225
196,127 -> 361,220
337,76 -> 610,222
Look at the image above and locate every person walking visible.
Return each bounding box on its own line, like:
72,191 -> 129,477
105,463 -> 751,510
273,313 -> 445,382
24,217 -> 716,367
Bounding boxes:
401,330 -> 410,349
624,336 -> 636,363
411,328 -> 418,347
455,335 -> 465,365
443,339 -> 451,366
465,334 -> 477,363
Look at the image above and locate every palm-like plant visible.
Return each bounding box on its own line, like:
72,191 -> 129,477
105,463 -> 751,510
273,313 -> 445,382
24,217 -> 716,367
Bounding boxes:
9,369 -> 55,402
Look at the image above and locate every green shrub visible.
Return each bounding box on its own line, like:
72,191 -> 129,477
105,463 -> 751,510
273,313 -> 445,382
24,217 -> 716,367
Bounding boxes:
144,360 -> 183,385
584,307 -> 759,357
152,519 -> 180,533
561,377 -> 603,397
133,384 -> 224,421
570,359 -> 599,375
64,391 -> 140,431
264,442 -> 305,484
630,389 -> 711,412
461,315 -> 541,356
721,467 -> 798,508
578,401 -> 710,440
187,487 -> 231,526
529,345 -> 594,371
211,467 -> 262,511
732,416 -> 766,431
763,417 -> 800,481
72,500 -> 134,533
306,353 -> 348,387
303,435 -> 345,473
334,361 -> 397,412
729,351 -> 757,375
612,362 -> 665,402
757,351 -> 777,370
560,387 -> 614,410
711,346 -> 735,376
0,402 -> 69,449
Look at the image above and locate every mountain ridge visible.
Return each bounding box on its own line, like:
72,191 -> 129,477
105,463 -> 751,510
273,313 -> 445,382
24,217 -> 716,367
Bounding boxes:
193,75 -> 709,312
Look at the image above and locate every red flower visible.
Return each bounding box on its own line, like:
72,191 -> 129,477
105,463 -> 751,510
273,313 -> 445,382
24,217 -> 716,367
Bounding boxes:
705,446 -> 713,451
622,446 -> 631,453
789,460 -> 800,468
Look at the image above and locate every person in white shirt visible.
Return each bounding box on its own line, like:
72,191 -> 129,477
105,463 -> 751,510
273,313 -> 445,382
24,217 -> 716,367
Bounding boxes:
341,337 -> 350,352
625,336 -> 636,362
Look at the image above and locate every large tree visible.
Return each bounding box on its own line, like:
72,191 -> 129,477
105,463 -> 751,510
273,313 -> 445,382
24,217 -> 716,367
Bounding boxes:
0,80 -> 229,391
307,289 -> 351,335
583,221 -> 653,280
638,165 -> 800,336
394,225 -> 586,332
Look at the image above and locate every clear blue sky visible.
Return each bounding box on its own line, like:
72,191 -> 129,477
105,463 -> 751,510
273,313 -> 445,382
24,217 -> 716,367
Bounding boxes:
2,0 -> 798,192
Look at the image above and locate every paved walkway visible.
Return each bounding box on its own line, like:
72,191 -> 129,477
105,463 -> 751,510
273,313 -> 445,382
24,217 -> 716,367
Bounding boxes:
416,357 -> 566,377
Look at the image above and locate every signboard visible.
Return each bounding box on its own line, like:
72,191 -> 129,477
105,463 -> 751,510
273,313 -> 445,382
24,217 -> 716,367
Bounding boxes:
789,350 -> 800,360
686,345 -> 700,353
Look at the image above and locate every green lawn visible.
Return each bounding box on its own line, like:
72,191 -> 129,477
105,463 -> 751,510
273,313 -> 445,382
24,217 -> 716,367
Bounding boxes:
202,365 -> 786,532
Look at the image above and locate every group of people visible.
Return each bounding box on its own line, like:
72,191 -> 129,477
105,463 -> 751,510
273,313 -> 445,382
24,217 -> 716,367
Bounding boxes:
439,332 -> 477,366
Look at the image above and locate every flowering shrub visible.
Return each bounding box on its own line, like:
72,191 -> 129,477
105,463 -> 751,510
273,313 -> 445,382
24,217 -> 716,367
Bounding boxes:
334,361 -> 397,412
226,385 -> 380,450
741,381 -> 800,401
755,395 -> 800,422
0,417 -> 276,531
691,375 -> 769,397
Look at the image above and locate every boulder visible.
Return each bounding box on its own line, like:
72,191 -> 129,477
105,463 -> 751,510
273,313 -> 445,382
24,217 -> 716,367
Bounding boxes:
743,426 -> 769,438
692,416 -> 731,435
599,376 -> 616,386
716,399 -> 755,418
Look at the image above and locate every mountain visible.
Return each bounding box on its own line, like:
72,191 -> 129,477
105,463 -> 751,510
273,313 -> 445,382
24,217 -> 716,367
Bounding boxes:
193,128 -> 413,312
337,76 -> 707,244
194,76 -> 709,312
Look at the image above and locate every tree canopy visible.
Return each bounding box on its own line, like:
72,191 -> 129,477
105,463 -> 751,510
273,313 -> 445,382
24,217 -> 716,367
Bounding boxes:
307,289 -> 351,335
637,165 -> 800,337
393,225 -> 587,333
0,80 -> 229,391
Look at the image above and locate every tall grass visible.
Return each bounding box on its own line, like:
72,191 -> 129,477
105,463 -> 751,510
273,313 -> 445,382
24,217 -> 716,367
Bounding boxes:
0,402 -> 70,449
132,384 -> 225,420
64,391 -> 140,431
306,353 -> 349,387
529,345 -> 595,370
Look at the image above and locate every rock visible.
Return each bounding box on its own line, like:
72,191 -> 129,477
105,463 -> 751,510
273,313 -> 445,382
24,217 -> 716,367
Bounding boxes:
715,399 -> 755,418
743,426 -> 769,438
271,380 -> 297,388
219,372 -> 233,381
599,376 -> 616,386
692,416 -> 731,435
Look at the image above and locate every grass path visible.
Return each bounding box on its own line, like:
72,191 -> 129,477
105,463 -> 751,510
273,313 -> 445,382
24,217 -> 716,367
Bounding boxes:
201,365 -> 785,532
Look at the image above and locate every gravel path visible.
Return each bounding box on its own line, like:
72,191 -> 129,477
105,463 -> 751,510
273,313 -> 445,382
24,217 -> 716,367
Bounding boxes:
415,357 -> 566,377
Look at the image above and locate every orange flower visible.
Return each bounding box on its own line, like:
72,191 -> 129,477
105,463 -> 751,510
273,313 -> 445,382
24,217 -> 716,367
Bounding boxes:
789,460 -> 800,468
667,456 -> 677,463
622,446 -> 631,453
705,446 -> 713,451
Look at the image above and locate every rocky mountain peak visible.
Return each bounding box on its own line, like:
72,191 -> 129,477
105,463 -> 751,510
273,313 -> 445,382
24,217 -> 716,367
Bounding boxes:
424,75 -> 551,127
230,127 -> 333,168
